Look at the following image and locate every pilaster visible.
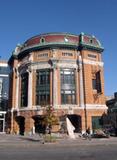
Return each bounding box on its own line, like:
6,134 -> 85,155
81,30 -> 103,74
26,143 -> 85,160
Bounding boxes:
51,59 -> 58,107
15,69 -> 19,109
79,55 -> 85,107
27,69 -> 32,108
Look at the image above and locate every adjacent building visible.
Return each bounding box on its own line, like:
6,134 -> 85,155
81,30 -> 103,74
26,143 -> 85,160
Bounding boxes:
0,60 -> 9,133
106,92 -> 117,129
8,32 -> 107,135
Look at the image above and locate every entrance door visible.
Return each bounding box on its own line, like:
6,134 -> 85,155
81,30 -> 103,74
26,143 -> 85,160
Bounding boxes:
0,120 -> 3,132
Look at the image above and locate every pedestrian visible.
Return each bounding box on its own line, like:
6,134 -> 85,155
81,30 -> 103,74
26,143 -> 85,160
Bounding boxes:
86,127 -> 91,140
86,127 -> 90,135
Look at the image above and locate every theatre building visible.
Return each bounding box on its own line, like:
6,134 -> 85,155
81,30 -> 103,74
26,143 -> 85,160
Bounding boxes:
8,32 -> 107,135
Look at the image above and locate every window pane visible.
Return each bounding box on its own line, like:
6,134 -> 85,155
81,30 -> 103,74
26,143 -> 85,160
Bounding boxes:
36,69 -> 50,105
61,69 -> 76,104
96,71 -> 102,93
21,72 -> 28,107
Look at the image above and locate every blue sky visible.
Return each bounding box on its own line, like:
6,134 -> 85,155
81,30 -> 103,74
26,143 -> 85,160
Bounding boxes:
0,0 -> 116,96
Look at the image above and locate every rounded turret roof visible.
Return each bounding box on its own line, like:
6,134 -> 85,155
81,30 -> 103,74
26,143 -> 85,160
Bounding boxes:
11,32 -> 104,60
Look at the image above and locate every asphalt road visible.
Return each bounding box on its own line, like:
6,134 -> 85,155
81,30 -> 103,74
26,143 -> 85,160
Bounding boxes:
0,135 -> 117,160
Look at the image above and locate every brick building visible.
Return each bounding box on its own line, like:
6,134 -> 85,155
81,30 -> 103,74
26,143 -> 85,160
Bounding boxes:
8,32 -> 107,135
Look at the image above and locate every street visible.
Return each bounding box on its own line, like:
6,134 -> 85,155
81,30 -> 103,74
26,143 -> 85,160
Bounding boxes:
0,134 -> 117,160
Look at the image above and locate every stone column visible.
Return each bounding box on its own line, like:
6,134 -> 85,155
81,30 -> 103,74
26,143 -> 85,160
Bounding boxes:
15,69 -> 19,109
51,60 -> 58,107
79,55 -> 85,107
50,69 -> 53,105
75,68 -> 79,105
28,69 -> 32,108
53,68 -> 58,107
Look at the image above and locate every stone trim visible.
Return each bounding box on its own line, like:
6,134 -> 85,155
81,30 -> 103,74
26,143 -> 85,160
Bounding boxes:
58,63 -> 77,69
83,59 -> 104,67
31,62 -> 51,70
16,104 -> 107,111
81,104 -> 107,109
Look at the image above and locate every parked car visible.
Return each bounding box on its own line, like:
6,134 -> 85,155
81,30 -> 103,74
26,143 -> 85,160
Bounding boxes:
103,125 -> 116,136
92,129 -> 110,138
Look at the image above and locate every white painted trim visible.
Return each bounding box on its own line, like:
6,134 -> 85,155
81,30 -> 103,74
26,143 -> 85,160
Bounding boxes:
83,59 -> 104,67
0,74 -> 9,77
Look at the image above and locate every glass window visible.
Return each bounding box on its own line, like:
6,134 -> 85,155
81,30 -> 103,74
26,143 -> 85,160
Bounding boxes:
0,66 -> 10,74
36,69 -> 50,106
61,69 -> 76,104
92,116 -> 102,131
0,75 -> 9,111
96,71 -> 102,93
61,91 -> 76,104
21,72 -> 28,107
92,71 -> 102,93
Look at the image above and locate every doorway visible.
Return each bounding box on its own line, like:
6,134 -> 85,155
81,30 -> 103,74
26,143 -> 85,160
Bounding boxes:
67,114 -> 81,133
0,119 -> 3,132
33,116 -> 46,134
59,114 -> 81,133
16,116 -> 25,135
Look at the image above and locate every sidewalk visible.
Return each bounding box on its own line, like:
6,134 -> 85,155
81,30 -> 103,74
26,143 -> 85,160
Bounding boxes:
58,136 -> 117,146
0,133 -> 117,146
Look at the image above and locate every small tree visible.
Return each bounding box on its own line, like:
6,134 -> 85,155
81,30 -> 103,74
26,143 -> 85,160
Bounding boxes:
43,106 -> 59,134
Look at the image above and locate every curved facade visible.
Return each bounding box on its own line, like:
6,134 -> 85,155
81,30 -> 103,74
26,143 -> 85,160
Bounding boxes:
8,32 -> 107,135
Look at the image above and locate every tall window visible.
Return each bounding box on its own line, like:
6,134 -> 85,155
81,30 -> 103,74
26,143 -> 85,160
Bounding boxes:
21,72 -> 28,107
61,69 -> 76,104
36,69 -> 50,105
92,71 -> 102,93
